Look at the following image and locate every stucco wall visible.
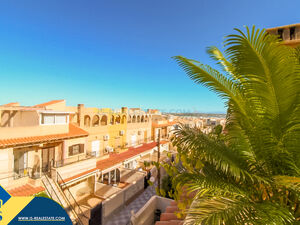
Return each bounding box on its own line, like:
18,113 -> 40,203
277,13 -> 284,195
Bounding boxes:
130,196 -> 173,225
0,124 -> 69,139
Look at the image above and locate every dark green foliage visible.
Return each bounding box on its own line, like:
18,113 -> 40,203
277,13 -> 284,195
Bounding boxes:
161,175 -> 175,199
164,26 -> 300,225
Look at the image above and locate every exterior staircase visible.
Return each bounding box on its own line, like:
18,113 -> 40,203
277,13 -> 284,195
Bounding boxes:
41,174 -> 89,225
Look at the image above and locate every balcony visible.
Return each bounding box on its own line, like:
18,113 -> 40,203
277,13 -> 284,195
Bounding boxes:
54,152 -> 97,168
0,167 -> 42,181
54,153 -> 97,181
14,167 -> 41,180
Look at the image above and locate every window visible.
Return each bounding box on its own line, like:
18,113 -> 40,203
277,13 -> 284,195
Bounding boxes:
42,115 -> 55,125
278,29 -> 284,40
290,27 -> 296,40
69,144 -> 84,156
56,115 -> 67,124
41,113 -> 68,125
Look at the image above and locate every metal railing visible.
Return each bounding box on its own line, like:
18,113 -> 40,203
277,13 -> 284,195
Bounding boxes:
56,172 -> 89,223
42,173 -> 83,225
54,152 -> 96,168
13,167 -> 41,180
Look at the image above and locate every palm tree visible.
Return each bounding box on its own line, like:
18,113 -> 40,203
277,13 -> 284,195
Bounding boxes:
164,26 -> 300,224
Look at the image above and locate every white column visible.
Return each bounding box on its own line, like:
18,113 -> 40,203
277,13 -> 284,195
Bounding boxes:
114,169 -> 116,183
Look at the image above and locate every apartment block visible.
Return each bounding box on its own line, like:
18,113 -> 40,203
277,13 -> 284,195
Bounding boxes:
0,100 -> 177,224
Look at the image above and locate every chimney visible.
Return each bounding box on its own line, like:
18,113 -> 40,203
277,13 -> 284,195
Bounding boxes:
121,107 -> 128,114
77,104 -> 84,127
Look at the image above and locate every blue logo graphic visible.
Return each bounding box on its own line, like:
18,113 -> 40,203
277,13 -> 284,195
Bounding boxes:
0,185 -> 11,221
0,199 -> 2,221
0,185 -> 11,205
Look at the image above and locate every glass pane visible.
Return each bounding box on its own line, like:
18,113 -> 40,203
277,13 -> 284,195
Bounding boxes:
72,145 -> 80,155
55,115 -> 67,124
42,115 -> 55,124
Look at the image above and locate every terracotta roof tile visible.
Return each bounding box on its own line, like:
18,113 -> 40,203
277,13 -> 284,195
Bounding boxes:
8,184 -> 45,196
2,102 -> 19,106
97,141 -> 168,171
0,123 -> 88,148
34,100 -> 64,107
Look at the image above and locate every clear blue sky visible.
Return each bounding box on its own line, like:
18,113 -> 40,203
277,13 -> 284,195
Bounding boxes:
0,0 -> 299,113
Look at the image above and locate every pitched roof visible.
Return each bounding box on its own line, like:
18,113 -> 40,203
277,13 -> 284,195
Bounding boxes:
96,141 -> 168,171
0,123 -> 88,148
1,102 -> 20,106
34,100 -> 65,108
8,184 -> 45,196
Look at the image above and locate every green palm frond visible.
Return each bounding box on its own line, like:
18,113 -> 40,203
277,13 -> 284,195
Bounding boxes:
169,25 -> 300,225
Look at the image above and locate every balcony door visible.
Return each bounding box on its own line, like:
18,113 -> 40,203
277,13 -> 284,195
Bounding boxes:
131,135 -> 137,146
91,140 -> 100,157
42,147 -> 55,174
13,150 -> 28,177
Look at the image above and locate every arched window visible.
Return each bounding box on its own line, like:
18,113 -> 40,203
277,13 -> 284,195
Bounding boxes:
84,115 -> 91,127
101,115 -> 108,125
141,115 -> 144,122
122,115 -> 127,124
115,115 -> 121,124
132,115 -> 136,123
92,115 -> 100,127
145,115 -> 148,122
110,115 -> 115,125
137,115 -> 140,123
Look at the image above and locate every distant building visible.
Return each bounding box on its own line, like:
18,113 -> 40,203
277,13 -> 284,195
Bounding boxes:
266,23 -> 300,48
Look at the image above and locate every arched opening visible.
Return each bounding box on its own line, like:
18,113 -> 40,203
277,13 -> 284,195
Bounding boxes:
121,115 -> 127,124
132,115 -> 136,123
115,115 -> 121,124
137,115 -> 140,123
110,115 -> 115,125
145,115 -> 149,122
141,115 -> 144,122
84,115 -> 91,127
101,115 -> 108,125
127,116 -> 131,123
92,115 -> 100,127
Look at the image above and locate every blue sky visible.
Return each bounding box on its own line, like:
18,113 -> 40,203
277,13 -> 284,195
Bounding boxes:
0,0 -> 299,113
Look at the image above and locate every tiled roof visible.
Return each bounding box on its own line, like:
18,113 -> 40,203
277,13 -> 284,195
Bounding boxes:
8,184 -> 45,196
97,141 -> 168,171
1,102 -> 19,106
34,100 -> 64,107
0,123 -> 88,148
59,168 -> 98,184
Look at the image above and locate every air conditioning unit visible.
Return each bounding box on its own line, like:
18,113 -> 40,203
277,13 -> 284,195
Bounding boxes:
103,135 -> 110,141
119,130 -> 124,136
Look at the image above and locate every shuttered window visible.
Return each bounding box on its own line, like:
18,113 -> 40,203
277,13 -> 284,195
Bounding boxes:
55,115 -> 67,124
68,144 -> 84,156
42,115 -> 55,125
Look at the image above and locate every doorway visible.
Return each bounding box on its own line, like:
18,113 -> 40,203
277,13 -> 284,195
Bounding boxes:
13,150 -> 28,178
42,147 -> 55,174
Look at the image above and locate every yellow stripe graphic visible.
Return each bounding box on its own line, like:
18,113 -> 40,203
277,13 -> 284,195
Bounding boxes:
0,196 -> 33,225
